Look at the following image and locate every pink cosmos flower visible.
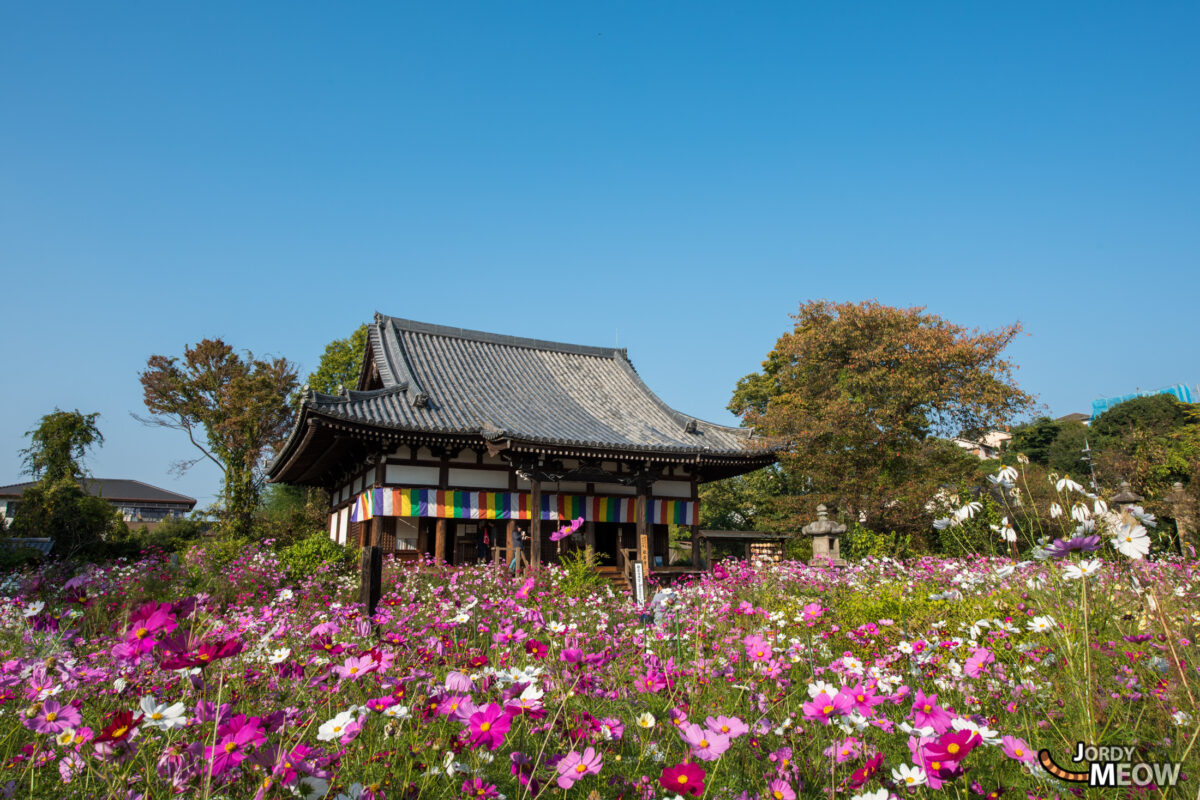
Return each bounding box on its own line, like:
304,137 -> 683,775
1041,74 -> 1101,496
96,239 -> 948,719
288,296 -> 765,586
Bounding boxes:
1001,735 -> 1035,763
125,602 -> 177,651
515,577 -> 536,600
910,690 -> 953,733
802,690 -> 851,724
556,746 -> 602,789
679,722 -> 730,761
333,654 -> 375,681
468,703 -> 511,751
704,715 -> 748,739
964,648 -> 995,678
765,779 -> 796,800
30,699 -> 81,735
744,634 -> 772,662
549,517 -> 584,542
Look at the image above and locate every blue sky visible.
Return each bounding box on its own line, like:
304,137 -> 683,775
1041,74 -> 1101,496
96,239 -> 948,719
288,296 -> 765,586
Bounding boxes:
2,2 -> 1197,508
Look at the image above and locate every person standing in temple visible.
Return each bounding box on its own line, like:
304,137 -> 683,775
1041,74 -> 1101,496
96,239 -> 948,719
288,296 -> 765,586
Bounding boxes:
477,523 -> 492,563
509,526 -> 527,572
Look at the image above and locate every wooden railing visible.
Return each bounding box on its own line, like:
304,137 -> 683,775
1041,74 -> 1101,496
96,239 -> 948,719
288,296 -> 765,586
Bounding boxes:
617,548 -> 637,584
492,546 -> 528,571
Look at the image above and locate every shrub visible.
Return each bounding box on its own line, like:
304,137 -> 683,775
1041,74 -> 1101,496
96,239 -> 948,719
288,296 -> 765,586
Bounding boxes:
844,523 -> 912,560
278,532 -> 357,582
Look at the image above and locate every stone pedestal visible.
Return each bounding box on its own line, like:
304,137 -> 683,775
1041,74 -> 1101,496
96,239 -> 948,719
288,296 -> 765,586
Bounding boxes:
802,505 -> 846,566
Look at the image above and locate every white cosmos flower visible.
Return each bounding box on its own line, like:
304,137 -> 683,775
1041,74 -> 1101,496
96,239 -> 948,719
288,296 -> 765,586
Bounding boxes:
807,680 -> 839,698
23,601 -> 45,618
995,565 -> 1015,578
1127,506 -> 1158,528
333,784 -> 364,800
1071,502 -> 1091,522
1093,498 -> 1108,515
317,710 -> 357,741
1061,559 -> 1102,581
997,465 -> 1019,483
140,696 -> 188,730
636,712 -> 656,729
1057,476 -> 1084,493
382,704 -> 410,720
1114,524 -> 1151,560
954,501 -> 983,521
891,764 -> 927,787
1049,503 -> 1063,519
932,517 -> 956,530
852,790 -> 890,800
55,729 -> 75,747
268,647 -> 291,664
990,517 -> 1017,543
951,717 -> 1002,745
1029,615 -> 1056,633
296,777 -> 330,800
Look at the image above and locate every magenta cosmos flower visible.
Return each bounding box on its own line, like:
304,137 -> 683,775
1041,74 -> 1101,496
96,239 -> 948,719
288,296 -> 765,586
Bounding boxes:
31,699 -> 81,734
556,747 -> 602,789
910,690 -> 953,733
468,704 -> 512,751
660,762 -> 705,797
964,647 -> 994,678
461,777 -> 499,798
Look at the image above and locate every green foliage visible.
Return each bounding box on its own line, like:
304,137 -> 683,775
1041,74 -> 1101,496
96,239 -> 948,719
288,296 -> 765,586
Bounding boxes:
138,339 -> 298,539
843,523 -> 913,560
729,300 -> 1035,536
257,484 -> 329,547
104,516 -> 208,557
782,534 -> 812,561
1008,417 -> 1063,466
7,477 -> 126,558
0,544 -> 41,571
20,409 -> 103,483
934,493 -> 1009,556
698,465 -> 793,531
556,546 -> 610,597
304,323 -> 369,395
278,532 -> 357,582
1091,394 -> 1192,438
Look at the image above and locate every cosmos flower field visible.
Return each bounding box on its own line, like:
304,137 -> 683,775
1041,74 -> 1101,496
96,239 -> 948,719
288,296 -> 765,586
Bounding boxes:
2,503 -> 1198,798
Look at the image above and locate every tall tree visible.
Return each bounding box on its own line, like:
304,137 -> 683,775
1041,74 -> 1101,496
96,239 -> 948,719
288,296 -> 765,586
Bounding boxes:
19,409 -> 103,483
730,300 -> 1036,534
304,324 -> 369,395
138,339 -> 297,538
11,410 -> 123,555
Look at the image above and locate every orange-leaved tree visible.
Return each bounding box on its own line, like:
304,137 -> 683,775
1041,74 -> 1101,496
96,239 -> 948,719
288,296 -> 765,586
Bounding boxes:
138,339 -> 297,539
730,300 -> 1036,538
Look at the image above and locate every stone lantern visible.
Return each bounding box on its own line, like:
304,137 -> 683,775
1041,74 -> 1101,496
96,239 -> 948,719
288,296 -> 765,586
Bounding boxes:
803,505 -> 846,566
1111,481 -> 1143,512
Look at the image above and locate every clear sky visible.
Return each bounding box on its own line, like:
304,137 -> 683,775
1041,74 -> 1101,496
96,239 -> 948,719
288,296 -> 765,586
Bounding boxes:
2,2 -> 1197,509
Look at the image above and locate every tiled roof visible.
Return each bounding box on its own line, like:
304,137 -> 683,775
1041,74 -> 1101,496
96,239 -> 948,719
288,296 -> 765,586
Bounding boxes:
0,479 -> 196,506
295,314 -> 765,457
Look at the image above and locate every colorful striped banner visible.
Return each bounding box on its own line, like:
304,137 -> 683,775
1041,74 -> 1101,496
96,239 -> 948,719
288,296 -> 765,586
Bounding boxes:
349,488 -> 694,525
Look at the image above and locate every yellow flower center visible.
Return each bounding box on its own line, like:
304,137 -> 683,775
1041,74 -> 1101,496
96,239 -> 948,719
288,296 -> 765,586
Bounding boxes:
678,775 -> 689,785
721,726 -> 730,733
699,739 -> 709,748
773,793 -> 784,800
152,712 -> 163,720
479,722 -> 490,732
224,742 -> 237,753
923,704 -> 932,712
822,705 -> 833,714
135,627 -> 149,639
906,777 -> 915,784
575,764 -> 587,773
948,743 -> 960,754
857,695 -> 865,702
111,726 -> 128,739
1015,748 -> 1024,757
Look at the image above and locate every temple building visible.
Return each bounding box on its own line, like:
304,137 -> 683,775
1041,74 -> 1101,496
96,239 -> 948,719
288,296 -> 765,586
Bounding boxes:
268,314 -> 775,578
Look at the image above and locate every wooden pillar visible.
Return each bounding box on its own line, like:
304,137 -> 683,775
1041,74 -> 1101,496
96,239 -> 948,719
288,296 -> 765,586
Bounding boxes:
363,518 -> 373,548
435,518 -> 447,564
705,537 -> 712,571
506,520 -> 516,565
745,540 -> 751,561
585,520 -> 595,550
359,545 -> 382,617
636,483 -> 651,577
690,524 -> 700,567
530,478 -> 542,570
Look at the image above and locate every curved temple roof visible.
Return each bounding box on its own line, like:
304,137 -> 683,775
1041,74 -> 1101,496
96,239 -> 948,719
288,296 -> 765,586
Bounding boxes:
269,314 -> 773,484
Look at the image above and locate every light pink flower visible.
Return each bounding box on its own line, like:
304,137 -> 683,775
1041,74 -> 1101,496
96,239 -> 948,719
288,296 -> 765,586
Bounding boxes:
556,746 -> 602,789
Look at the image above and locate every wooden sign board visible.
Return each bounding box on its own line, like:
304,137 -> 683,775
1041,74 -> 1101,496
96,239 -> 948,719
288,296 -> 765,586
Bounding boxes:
634,562 -> 646,606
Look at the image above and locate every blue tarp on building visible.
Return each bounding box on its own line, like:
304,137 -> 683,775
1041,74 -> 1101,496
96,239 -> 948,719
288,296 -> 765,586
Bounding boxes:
1092,384 -> 1198,418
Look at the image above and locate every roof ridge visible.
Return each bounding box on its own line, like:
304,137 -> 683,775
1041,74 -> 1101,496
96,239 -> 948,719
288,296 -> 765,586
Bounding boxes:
378,314 -> 621,360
